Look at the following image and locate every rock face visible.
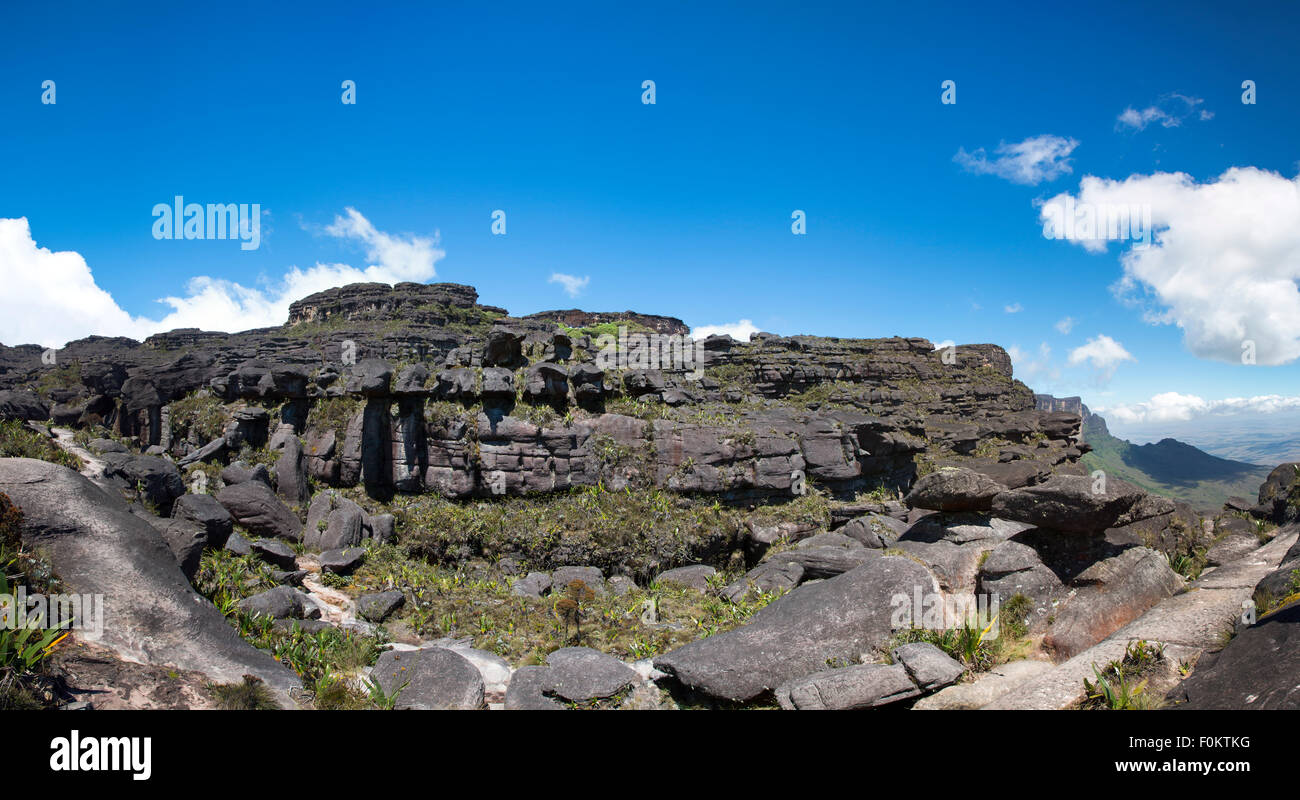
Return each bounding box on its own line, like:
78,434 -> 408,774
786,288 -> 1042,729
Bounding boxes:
371,647 -> 485,710
0,458 -> 301,704
654,557 -> 939,702
991,475 -> 1172,533
1171,601 -> 1300,709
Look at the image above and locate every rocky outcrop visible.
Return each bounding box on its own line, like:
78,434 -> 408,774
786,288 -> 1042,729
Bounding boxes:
0,458 -> 301,705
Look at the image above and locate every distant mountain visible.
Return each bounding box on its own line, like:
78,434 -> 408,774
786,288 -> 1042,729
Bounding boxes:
1079,412 -> 1270,511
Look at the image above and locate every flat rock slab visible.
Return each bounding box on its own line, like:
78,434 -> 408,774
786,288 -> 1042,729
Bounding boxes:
776,664 -> 919,710
371,647 -> 485,710
913,660 -> 1054,710
654,564 -> 716,591
891,642 -> 965,690
655,556 -> 939,702
503,648 -> 641,708
1171,601 -> 1300,709
0,458 -> 301,706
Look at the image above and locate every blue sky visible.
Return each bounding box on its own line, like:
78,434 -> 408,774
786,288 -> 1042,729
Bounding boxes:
2,0 -> 1299,446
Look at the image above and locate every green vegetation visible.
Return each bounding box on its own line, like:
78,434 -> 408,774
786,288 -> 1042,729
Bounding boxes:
0,492 -> 68,709
1080,639 -> 1165,710
349,540 -> 780,666
0,419 -> 82,471
306,395 -> 363,443
208,674 -> 280,710
27,361 -> 82,402
1080,414 -> 1269,510
169,390 -> 227,443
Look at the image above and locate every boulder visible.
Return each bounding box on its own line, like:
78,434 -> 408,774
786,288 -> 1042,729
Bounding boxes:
0,458 -> 300,704
905,467 -> 1006,512
172,493 -> 234,549
0,389 -> 49,421
654,565 -> 716,592
101,453 -> 186,514
891,641 -> 965,690
273,435 -> 309,507
250,538 -> 298,570
216,480 -> 303,541
237,585 -> 313,619
991,475 -> 1173,533
775,663 -> 920,710
371,647 -> 485,710
655,556 -> 939,702
304,491 -> 366,551
319,546 -> 365,575
356,590 -> 405,622
511,571 -> 552,599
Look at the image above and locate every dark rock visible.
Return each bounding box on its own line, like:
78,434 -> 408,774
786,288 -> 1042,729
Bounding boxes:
655,556 -> 938,702
250,538 -> 298,570
356,590 -> 405,622
0,458 -> 300,705
371,647 -> 485,710
319,546 -> 365,575
891,641 -> 965,690
0,389 -> 49,421
991,475 -> 1173,533
236,585 -> 312,619
654,565 -> 716,592
172,493 -> 234,549
101,453 -> 186,514
1171,601 -> 1300,709
216,480 -> 303,541
906,467 -> 1006,512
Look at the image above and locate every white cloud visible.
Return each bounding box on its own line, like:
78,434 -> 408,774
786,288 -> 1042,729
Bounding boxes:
1116,94 -> 1211,132
1068,334 -> 1134,369
693,319 -> 760,341
1003,303 -> 1023,313
1067,334 -> 1134,384
0,210 -> 443,347
954,134 -> 1078,185
1055,316 -> 1075,334
548,272 -> 590,298
1041,167 -> 1300,364
1097,392 -> 1300,425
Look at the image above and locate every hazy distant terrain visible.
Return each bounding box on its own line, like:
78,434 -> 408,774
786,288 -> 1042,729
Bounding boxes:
1081,414 -> 1271,511
1107,411 -> 1300,466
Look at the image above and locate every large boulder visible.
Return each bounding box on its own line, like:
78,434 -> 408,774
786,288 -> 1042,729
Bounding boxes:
101,453 -> 186,515
0,390 -> 49,421
503,647 -> 640,709
654,556 -> 939,702
0,458 -> 301,704
273,435 -> 309,508
905,467 -> 1006,512
216,480 -> 303,541
171,493 -> 234,549
304,491 -> 367,551
990,475 -> 1173,533
371,647 -> 485,710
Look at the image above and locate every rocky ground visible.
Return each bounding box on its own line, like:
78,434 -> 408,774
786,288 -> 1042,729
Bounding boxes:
1,280 -> 1297,710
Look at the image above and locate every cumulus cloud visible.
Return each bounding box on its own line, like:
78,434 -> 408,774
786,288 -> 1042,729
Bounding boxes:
548,272 -> 590,298
693,319 -> 760,341
1068,334 -> 1134,383
1098,392 -> 1300,425
1116,94 -> 1212,131
1040,167 -> 1300,364
1055,316 -> 1075,334
0,210 -> 443,348
954,134 -> 1078,185
1003,303 -> 1023,313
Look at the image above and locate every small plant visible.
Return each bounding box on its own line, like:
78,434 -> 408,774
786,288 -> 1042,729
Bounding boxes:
208,674 -> 280,710
364,676 -> 406,710
1080,640 -> 1165,710
555,579 -> 597,644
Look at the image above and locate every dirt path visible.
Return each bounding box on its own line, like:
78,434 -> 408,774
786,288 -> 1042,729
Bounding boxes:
50,426 -> 107,480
